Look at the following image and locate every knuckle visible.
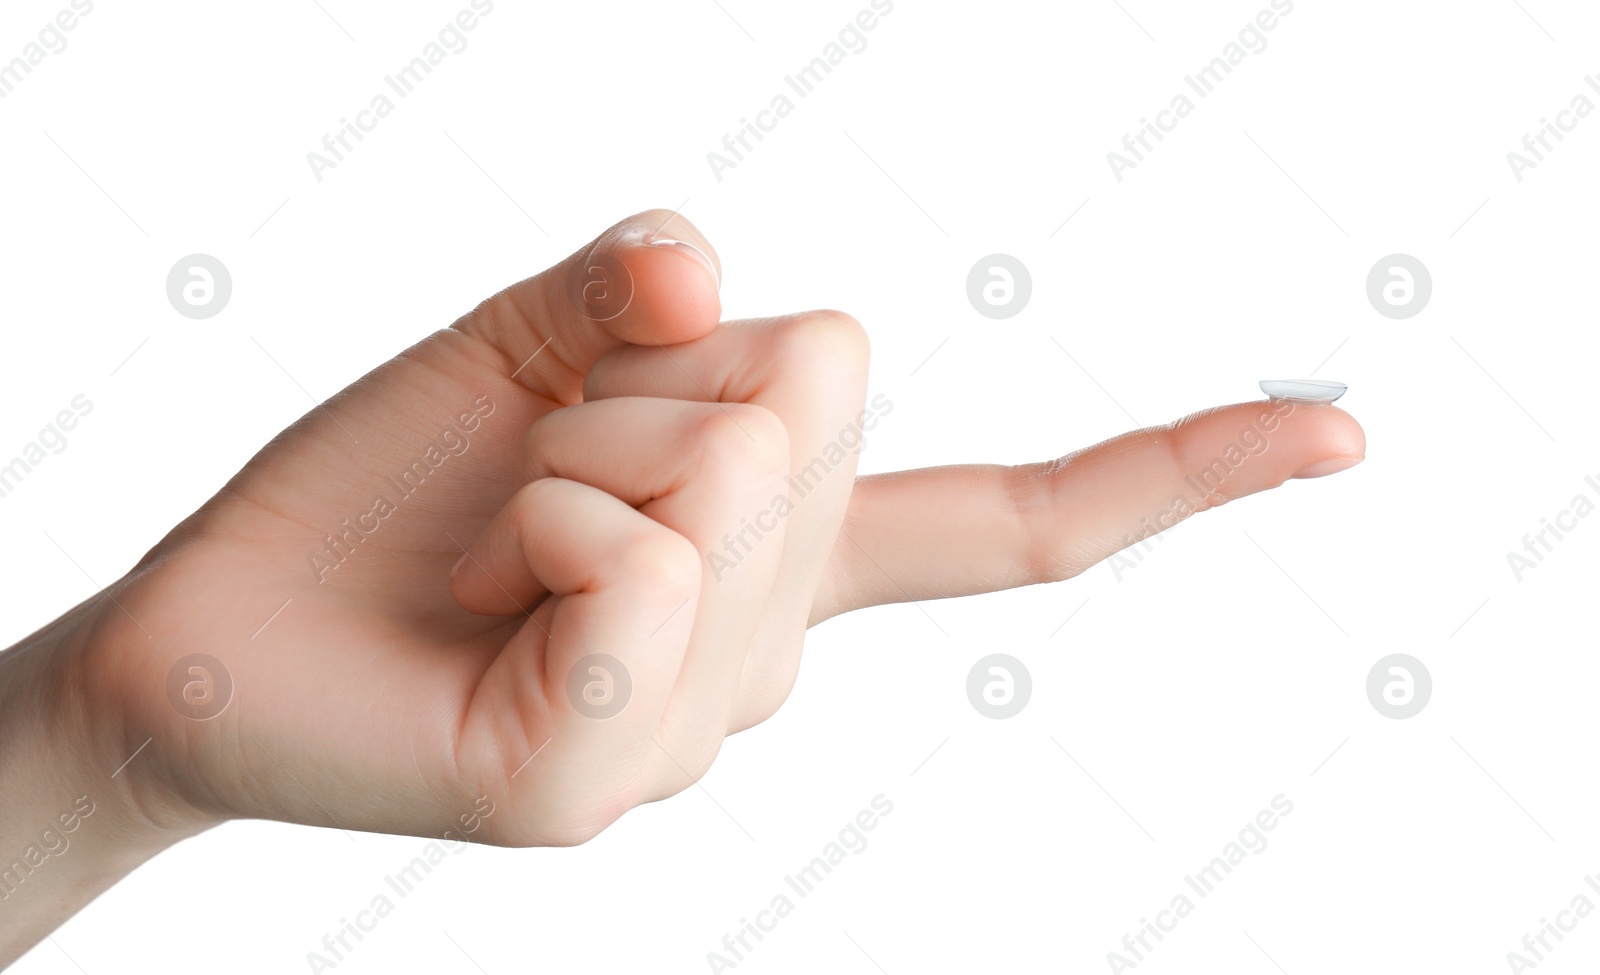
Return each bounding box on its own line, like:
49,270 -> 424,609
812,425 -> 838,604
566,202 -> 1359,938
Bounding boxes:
772,309 -> 870,375
1007,461 -> 1090,583
1156,419 -> 1227,510
525,756 -> 652,847
647,737 -> 725,802
616,528 -> 701,599
509,476 -> 569,520
692,403 -> 789,481
734,670 -> 801,734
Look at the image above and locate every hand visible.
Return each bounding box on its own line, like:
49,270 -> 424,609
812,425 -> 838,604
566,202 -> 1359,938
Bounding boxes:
1,210 -> 1364,959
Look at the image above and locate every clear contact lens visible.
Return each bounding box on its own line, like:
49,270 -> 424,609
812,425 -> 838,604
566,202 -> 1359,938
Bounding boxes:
1259,379 -> 1347,403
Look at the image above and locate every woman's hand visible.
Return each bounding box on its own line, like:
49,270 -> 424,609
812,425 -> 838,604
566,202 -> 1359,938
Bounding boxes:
0,210 -> 1364,962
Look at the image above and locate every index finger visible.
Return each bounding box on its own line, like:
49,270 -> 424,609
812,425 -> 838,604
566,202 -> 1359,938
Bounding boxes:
816,399 -> 1366,620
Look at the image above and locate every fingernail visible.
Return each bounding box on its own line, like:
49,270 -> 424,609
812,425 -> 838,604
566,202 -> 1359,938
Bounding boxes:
451,553 -> 468,579
1260,379 -> 1348,404
647,238 -> 720,291
1292,455 -> 1364,479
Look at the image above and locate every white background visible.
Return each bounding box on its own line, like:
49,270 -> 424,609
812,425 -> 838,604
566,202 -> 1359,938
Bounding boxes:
3,0 -> 1599,972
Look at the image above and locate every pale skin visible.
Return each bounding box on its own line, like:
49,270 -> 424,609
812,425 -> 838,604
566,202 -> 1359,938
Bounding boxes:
0,210 -> 1365,964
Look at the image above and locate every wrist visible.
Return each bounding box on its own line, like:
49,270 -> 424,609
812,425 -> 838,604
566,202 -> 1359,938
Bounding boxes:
0,593 -> 216,963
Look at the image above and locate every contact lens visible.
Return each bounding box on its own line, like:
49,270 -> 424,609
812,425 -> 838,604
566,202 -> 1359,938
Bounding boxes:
1258,379 -> 1347,403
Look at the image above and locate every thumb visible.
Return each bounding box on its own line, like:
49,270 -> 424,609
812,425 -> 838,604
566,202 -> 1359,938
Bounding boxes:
818,398 -> 1366,619
456,209 -> 722,405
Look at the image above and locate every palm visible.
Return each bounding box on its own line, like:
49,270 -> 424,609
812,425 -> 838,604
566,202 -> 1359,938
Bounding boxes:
110,328 -> 581,841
